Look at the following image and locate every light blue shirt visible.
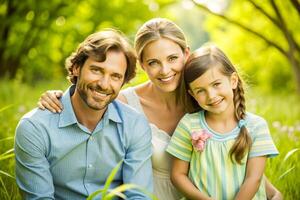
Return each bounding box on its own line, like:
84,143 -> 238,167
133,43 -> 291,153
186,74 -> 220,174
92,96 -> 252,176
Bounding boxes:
15,87 -> 153,200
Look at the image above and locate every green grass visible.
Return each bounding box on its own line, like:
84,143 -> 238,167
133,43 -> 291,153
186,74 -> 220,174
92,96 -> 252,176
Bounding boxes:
0,79 -> 299,199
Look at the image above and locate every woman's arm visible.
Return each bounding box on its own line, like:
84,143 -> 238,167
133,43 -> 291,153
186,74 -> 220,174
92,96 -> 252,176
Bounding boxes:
37,90 -> 63,112
171,157 -> 213,200
235,156 -> 267,200
37,89 -> 131,113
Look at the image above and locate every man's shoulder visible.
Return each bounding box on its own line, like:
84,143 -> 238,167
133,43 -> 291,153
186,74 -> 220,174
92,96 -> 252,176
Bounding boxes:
18,107 -> 59,129
112,100 -> 145,119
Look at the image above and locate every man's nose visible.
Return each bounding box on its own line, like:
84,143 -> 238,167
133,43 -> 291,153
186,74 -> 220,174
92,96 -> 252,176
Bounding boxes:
98,76 -> 110,90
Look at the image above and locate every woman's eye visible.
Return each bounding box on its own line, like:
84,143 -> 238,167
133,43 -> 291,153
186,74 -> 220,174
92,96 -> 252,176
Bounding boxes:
148,61 -> 158,66
169,56 -> 178,62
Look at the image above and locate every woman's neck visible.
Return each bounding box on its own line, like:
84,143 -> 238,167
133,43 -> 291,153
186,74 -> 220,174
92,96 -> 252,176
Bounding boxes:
141,81 -> 180,109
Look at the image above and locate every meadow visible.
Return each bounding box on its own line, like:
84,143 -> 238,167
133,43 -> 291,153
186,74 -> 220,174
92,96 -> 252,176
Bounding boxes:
0,78 -> 299,199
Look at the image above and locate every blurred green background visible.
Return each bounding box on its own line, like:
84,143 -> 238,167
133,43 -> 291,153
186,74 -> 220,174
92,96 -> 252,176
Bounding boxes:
0,0 -> 299,199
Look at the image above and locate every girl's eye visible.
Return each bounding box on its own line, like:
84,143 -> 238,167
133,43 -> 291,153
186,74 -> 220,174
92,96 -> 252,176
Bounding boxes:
197,89 -> 205,94
213,82 -> 221,87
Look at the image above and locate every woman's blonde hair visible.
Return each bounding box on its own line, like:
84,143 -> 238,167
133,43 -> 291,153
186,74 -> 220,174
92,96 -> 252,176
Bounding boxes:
134,18 -> 188,62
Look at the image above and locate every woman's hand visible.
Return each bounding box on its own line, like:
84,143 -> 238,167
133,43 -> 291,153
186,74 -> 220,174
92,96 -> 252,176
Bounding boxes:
37,90 -> 63,113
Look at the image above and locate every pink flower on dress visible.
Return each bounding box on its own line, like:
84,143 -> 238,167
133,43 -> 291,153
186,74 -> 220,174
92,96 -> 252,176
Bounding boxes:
191,129 -> 212,152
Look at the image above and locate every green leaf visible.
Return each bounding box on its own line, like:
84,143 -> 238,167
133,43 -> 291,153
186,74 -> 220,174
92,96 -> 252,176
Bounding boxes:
283,148 -> 299,162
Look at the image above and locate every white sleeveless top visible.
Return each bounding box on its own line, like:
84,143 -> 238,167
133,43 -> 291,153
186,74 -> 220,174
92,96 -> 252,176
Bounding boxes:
121,87 -> 183,200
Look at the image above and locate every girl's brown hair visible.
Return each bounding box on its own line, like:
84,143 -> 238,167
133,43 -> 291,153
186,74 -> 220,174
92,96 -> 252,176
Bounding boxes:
182,45 -> 252,164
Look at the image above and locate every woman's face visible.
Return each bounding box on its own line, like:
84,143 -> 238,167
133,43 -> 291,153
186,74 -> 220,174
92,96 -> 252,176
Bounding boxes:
141,38 -> 189,93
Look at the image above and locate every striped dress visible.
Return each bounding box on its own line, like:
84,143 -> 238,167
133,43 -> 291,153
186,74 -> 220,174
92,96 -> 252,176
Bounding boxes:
166,111 -> 278,200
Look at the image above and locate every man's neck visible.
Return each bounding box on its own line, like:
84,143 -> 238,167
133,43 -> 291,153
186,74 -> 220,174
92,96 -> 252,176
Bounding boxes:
71,90 -> 106,132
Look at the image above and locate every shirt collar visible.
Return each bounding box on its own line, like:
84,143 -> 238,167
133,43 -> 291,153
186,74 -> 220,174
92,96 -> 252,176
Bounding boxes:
58,86 -> 122,128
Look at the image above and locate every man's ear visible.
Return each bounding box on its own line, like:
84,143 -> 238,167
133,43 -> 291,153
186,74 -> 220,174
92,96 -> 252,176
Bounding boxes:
231,72 -> 239,89
73,65 -> 80,76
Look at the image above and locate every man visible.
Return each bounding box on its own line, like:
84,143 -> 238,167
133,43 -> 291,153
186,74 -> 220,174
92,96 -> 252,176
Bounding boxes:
15,29 -> 153,199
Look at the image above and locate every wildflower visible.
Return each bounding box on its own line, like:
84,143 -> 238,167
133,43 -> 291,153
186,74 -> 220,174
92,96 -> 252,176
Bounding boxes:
191,129 -> 212,152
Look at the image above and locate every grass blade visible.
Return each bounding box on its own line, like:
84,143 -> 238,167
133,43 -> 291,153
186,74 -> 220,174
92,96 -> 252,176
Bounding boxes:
278,166 -> 295,180
283,148 -> 299,162
0,170 -> 15,179
0,153 -> 15,161
0,104 -> 14,113
0,136 -> 14,143
101,160 -> 123,198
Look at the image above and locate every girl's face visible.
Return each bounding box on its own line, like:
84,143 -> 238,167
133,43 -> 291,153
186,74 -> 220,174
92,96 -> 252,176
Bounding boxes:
188,64 -> 238,116
141,38 -> 189,93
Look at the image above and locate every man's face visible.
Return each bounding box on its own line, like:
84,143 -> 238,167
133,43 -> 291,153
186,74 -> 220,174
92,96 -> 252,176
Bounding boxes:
74,50 -> 127,111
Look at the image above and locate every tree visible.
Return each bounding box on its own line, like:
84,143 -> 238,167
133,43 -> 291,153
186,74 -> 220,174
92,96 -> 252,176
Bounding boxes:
0,0 -> 162,82
192,0 -> 300,93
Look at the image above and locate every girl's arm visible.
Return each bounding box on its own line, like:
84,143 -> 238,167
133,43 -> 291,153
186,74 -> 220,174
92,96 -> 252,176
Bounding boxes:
171,157 -> 213,200
235,156 -> 267,200
265,177 -> 283,200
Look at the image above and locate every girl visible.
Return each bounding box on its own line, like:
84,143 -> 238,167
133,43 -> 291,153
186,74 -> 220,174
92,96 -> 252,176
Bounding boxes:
166,45 -> 279,200
37,19 -> 282,200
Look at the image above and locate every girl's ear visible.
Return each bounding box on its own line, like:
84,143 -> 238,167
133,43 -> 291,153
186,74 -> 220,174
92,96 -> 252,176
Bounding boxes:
230,72 -> 239,89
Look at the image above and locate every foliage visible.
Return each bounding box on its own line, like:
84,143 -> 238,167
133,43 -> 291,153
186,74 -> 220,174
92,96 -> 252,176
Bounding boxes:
193,0 -> 300,94
0,0 -> 165,83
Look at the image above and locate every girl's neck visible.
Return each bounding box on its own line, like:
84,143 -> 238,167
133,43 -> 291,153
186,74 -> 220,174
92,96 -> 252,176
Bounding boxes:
204,106 -> 237,134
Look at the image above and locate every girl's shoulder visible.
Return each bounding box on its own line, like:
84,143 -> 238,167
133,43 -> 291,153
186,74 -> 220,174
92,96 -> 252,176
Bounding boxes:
245,112 -> 269,136
245,112 -> 267,125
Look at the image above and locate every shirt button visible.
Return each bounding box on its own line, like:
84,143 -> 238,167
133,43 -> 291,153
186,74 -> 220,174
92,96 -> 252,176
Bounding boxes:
88,164 -> 93,168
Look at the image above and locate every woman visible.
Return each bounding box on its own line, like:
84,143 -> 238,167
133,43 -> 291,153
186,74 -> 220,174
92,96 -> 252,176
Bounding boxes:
38,18 -> 282,200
